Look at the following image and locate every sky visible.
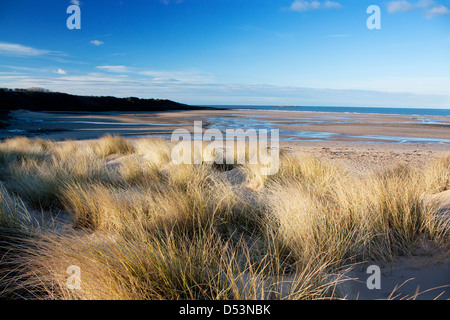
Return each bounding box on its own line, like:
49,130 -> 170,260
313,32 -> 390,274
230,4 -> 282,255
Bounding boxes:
0,0 -> 449,108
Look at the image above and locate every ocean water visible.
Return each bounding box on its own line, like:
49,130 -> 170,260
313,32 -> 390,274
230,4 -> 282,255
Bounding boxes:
206,105 -> 450,117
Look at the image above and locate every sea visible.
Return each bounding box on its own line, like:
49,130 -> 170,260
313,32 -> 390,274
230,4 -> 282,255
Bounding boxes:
206,105 -> 450,117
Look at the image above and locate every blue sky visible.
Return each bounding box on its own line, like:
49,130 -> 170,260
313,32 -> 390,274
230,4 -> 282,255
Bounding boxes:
0,0 -> 449,108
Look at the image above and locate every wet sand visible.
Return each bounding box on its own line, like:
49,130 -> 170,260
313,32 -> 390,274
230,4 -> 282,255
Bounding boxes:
3,109 -> 450,141
2,109 -> 449,173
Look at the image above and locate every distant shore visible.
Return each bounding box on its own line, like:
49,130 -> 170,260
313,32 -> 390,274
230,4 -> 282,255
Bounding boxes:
0,88 -> 213,112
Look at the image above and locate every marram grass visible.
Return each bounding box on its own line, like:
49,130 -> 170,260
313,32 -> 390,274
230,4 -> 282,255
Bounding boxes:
0,136 -> 448,300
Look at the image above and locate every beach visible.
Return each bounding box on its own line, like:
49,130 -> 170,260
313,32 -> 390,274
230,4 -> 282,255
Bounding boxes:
1,108 -> 449,300
5,109 -> 450,142
3,108 -> 449,173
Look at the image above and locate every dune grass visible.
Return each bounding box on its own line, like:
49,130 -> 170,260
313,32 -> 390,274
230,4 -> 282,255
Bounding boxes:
265,162 -> 447,265
92,134 -> 134,159
0,136 -> 448,300
423,155 -> 450,194
0,183 -> 31,230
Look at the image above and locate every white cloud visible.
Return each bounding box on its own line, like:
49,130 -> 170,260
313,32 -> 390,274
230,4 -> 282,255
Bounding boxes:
387,0 -> 417,12
387,0 -> 450,18
426,4 -> 450,17
90,40 -> 104,46
55,69 -> 66,75
70,0 -> 81,6
0,42 -> 50,57
291,0 -> 320,11
290,0 -> 342,12
96,65 -> 131,73
322,1 -> 343,9
55,68 -> 67,75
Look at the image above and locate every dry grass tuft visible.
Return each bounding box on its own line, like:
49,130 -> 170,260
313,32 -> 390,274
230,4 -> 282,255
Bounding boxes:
423,154 -> 450,194
92,134 -> 134,158
0,183 -> 31,230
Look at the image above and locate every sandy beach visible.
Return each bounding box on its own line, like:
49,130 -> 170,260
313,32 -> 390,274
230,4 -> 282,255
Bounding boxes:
3,108 -> 449,173
5,109 -> 450,142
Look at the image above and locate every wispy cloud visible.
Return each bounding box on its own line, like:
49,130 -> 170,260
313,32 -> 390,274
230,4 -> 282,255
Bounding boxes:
70,0 -> 81,6
387,0 -> 420,13
290,1 -> 343,12
138,70 -> 216,83
425,4 -> 450,17
0,65 -> 49,73
90,40 -> 104,46
96,65 -> 216,84
0,42 -> 51,57
0,72 -> 448,108
96,65 -> 131,73
386,0 -> 450,18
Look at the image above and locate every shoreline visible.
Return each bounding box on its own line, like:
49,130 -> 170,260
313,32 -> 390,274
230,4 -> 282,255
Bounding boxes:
1,108 -> 449,174
2,108 -> 450,142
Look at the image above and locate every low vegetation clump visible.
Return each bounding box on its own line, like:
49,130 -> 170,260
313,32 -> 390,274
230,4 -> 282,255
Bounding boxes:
0,136 -> 448,300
